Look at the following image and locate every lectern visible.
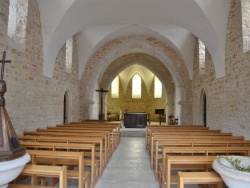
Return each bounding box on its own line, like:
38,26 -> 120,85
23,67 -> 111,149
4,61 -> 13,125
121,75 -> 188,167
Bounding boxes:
155,109 -> 165,125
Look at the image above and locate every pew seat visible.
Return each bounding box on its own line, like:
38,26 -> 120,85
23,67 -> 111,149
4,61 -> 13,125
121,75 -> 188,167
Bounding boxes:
177,171 -> 223,188
9,164 -> 67,188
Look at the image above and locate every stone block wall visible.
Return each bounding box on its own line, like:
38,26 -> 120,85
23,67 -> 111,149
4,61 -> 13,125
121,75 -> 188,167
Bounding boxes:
2,0 -> 249,139
82,36 -> 192,125
0,0 -> 81,135
107,77 -> 167,122
192,0 -> 250,139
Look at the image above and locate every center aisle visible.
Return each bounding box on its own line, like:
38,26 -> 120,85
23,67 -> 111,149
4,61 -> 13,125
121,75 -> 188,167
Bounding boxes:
95,137 -> 159,188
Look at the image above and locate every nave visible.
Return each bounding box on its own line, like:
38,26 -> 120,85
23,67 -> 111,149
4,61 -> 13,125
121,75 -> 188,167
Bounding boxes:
95,135 -> 198,188
8,122 -> 250,188
95,137 -> 159,188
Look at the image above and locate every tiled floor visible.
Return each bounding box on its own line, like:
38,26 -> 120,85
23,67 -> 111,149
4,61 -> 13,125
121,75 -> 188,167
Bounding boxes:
95,137 -> 159,188
94,133 -> 200,188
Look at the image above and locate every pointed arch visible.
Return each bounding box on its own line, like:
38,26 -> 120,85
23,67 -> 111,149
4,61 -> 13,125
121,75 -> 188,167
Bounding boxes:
132,73 -> 141,98
200,89 -> 207,127
63,90 -> 70,123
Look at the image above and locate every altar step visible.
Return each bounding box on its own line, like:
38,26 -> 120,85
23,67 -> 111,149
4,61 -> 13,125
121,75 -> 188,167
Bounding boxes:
121,128 -> 146,137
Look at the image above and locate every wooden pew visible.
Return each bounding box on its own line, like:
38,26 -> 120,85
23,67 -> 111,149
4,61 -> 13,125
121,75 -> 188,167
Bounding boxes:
9,165 -> 67,188
150,134 -> 244,152
161,146 -> 250,188
36,128 -> 114,153
20,141 -> 97,188
153,139 -> 250,178
23,131 -> 111,159
59,123 -> 121,145
145,125 -> 206,148
147,129 -> 231,150
46,126 -> 118,150
26,150 -> 89,188
164,155 -> 217,188
149,131 -> 241,147
47,124 -> 119,149
55,123 -> 120,147
177,172 -> 223,188
19,136 -> 106,175
149,134 -> 244,161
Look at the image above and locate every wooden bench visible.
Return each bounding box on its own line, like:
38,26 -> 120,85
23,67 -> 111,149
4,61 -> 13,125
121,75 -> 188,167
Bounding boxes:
163,155 -> 217,188
26,150 -> 89,188
23,131 -> 111,159
177,172 -> 223,188
147,129 -> 225,149
147,131 -> 235,151
9,164 -> 67,188
50,125 -> 119,149
149,135 -> 244,165
146,125 -> 206,147
19,136 -> 106,175
161,146 -> 250,187
59,123 -> 121,145
153,139 -> 250,178
20,141 -> 97,188
36,128 -> 114,152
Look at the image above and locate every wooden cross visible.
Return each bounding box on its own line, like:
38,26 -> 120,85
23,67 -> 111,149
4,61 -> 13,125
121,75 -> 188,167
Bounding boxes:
0,51 -> 11,80
95,87 -> 109,120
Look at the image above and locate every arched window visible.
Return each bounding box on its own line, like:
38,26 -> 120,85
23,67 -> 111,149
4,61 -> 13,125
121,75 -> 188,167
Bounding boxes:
111,76 -> 119,98
64,91 -> 69,124
154,76 -> 162,98
66,37 -> 73,73
8,0 -> 18,39
199,39 -> 205,75
8,0 -> 28,48
132,74 -> 141,98
200,89 -> 207,127
241,0 -> 250,53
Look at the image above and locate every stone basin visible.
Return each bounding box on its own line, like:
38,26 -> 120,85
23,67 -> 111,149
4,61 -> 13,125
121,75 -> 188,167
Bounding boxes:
0,153 -> 30,188
212,156 -> 250,188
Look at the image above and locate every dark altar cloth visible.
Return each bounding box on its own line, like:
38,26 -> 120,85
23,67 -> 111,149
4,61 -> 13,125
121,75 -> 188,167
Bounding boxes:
124,113 -> 147,128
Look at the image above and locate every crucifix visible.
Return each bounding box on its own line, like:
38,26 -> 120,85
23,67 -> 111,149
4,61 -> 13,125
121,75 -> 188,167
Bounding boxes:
95,87 -> 109,120
0,51 -> 26,162
0,51 -> 11,106
0,51 -> 11,80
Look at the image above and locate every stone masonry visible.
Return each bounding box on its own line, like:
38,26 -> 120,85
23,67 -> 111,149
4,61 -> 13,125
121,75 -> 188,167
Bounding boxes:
0,0 -> 249,140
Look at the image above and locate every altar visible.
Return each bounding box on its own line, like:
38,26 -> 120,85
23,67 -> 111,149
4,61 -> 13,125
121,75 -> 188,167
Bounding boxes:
123,113 -> 147,128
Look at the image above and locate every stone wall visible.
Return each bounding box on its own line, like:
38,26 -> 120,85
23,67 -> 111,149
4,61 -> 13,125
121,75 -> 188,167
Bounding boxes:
107,76 -> 167,122
0,0 -> 81,135
1,0 -> 250,139
192,0 -> 250,139
81,36 -> 192,125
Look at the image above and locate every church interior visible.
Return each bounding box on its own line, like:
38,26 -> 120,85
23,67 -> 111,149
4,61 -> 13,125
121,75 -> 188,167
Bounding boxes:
1,0 -> 250,188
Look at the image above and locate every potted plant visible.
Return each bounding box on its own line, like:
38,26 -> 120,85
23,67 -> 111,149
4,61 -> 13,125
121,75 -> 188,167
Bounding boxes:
213,155 -> 250,188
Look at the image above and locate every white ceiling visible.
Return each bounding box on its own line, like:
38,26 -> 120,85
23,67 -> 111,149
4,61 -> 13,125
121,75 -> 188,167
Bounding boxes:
37,0 -> 231,80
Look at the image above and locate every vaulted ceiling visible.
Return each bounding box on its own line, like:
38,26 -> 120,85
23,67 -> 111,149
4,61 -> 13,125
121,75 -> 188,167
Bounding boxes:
37,0 -> 230,80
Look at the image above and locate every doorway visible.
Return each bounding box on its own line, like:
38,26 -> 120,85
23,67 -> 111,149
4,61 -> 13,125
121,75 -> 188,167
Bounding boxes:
64,91 -> 69,124
201,90 -> 207,127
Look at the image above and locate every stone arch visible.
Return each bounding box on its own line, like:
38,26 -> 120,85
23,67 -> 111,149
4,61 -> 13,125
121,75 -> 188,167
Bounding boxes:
101,53 -> 175,120
81,36 -> 192,124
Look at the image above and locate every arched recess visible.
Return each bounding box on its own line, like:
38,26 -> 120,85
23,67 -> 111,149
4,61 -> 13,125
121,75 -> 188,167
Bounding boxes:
80,36 -> 192,124
101,53 -> 174,121
63,90 -> 70,123
200,89 -> 207,127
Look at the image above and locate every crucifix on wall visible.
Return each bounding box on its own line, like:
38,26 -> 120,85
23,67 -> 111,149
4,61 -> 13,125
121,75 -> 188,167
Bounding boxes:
0,51 -> 11,80
95,87 -> 109,120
